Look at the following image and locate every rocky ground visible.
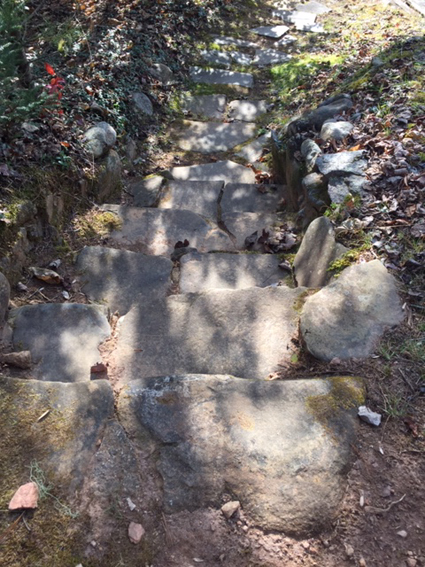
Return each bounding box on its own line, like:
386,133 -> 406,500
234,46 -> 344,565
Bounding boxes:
0,1 -> 424,566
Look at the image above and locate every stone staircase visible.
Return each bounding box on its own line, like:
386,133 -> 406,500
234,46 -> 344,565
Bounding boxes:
1,1 -> 405,564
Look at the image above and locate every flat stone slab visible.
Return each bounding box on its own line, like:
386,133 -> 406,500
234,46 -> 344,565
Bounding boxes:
179,93 -> 226,120
273,9 -> 317,26
220,183 -> 282,214
170,160 -> 256,184
316,150 -> 367,177
174,120 -> 256,154
328,174 -> 366,204
251,25 -> 290,39
228,99 -> 268,122
127,175 -> 164,207
77,246 -> 173,314
293,216 -> 347,287
236,132 -> 271,162
200,49 -> 232,67
213,36 -> 258,48
221,212 -> 285,249
118,374 -> 363,535
11,304 -> 110,382
179,252 -> 287,292
295,1 -> 331,13
105,206 -> 233,255
253,48 -> 292,66
301,260 -> 404,361
113,286 -> 306,381
0,377 -> 113,495
159,180 -> 223,219
190,67 -> 254,88
276,34 -> 297,46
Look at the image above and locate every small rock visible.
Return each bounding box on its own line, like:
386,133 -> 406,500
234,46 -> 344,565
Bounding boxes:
358,406 -> 382,426
397,530 -> 408,538
1,351 -> 32,369
371,56 -> 384,67
62,290 -> 70,300
301,139 -> 321,172
127,497 -> 136,511
48,259 -> 61,269
221,500 -> 240,519
8,482 -> 39,510
345,544 -> 355,557
382,486 -> 392,498
29,266 -> 62,285
149,63 -> 176,85
320,121 -> 354,142
83,122 -> 116,158
128,521 -> 145,544
406,559 -> 417,567
132,92 -> 154,116
359,558 -> 367,567
16,282 -> 28,292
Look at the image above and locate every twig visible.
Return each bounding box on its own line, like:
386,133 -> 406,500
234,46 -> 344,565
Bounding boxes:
398,367 -> 415,393
364,493 -> 406,515
22,514 -> 31,532
0,512 -> 24,543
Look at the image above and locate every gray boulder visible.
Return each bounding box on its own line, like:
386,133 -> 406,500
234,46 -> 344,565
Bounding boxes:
118,374 -> 364,535
316,150 -> 367,177
149,63 -> 177,85
294,216 -> 347,287
98,149 -> 122,202
83,122 -> 117,158
320,120 -> 353,142
328,174 -> 366,204
300,260 -> 404,361
301,139 -> 322,172
132,92 -> 153,116
128,175 -> 164,207
11,303 -> 110,381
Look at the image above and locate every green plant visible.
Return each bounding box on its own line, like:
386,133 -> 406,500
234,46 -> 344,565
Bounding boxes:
380,393 -> 408,418
29,460 -> 78,518
0,0 -> 48,131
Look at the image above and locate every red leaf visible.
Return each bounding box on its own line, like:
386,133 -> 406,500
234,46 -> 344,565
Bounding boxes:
45,63 -> 56,76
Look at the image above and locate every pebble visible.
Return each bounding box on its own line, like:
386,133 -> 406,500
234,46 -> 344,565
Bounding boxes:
345,544 -> 355,557
397,530 -> 408,538
221,500 -> 240,519
359,558 -> 367,567
406,559 -> 417,567
128,521 -> 145,544
8,482 -> 39,510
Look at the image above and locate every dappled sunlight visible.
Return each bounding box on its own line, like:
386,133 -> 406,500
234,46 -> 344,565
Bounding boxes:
174,119 -> 256,153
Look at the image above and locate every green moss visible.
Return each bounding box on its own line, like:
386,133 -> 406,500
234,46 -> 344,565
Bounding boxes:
73,210 -> 122,239
327,244 -> 370,275
293,289 -> 317,313
306,377 -> 365,429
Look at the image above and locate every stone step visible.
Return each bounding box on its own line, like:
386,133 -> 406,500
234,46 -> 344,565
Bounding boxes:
228,99 -> 268,122
77,246 -> 173,315
158,180 -> 223,220
113,286 -> 306,381
118,373 -> 363,535
253,48 -> 292,66
235,132 -> 271,162
295,1 -> 331,14
126,175 -> 164,207
251,25 -> 290,38
179,93 -> 226,119
173,120 -> 256,154
169,159 -> 256,184
190,66 -> 254,88
10,304 -> 110,382
200,49 -> 253,67
221,211 -> 286,249
179,251 -> 288,293
103,205 -> 234,255
212,36 -> 259,48
220,183 -> 283,215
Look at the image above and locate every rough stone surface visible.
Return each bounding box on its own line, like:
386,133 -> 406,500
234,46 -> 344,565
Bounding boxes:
213,36 -> 258,48
11,304 -> 110,382
228,100 -> 268,122
236,133 -> 271,162
295,1 -> 331,13
158,180 -> 223,219
174,120 -> 256,154
328,174 -> 366,204
221,501 -> 240,519
132,92 -> 153,116
170,160 -> 256,184
253,48 -> 291,66
179,252 -> 287,292
273,9 -> 317,26
180,93 -> 226,119
303,95 -> 353,130
0,377 -> 114,495
0,272 -> 10,328
9,482 -> 39,510
106,206 -> 233,255
230,51 -> 253,66
293,217 -> 347,287
98,149 -> 122,201
220,183 -> 282,214
301,139 -> 322,172
301,260 -> 404,361
222,212 -> 285,250
0,350 -> 32,369
149,63 -> 176,85
251,25 -> 290,38
316,150 -> 367,177
128,175 -> 164,207
190,67 -> 254,88
83,122 -> 116,158
77,246 -> 172,314
118,374 -> 363,535
128,522 -> 145,544
200,49 -> 232,67
320,120 -> 354,142
113,286 -> 306,381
